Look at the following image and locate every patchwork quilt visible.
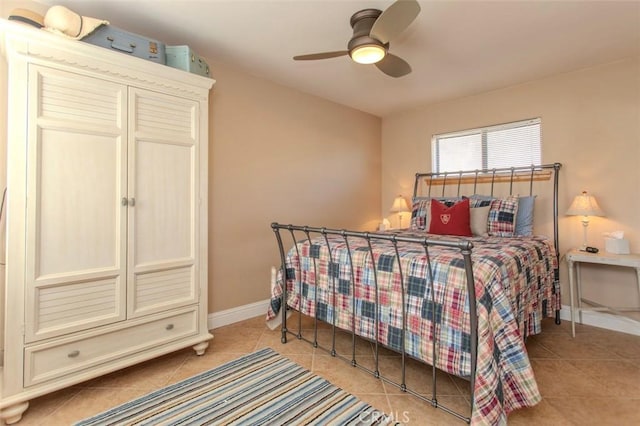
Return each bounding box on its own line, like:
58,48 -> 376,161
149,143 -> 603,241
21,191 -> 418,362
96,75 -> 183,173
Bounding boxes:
267,231 -> 559,425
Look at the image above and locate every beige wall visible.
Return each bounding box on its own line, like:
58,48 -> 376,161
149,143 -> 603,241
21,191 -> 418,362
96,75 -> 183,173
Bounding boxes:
382,56 -> 640,309
207,61 -> 381,312
0,1 -> 383,315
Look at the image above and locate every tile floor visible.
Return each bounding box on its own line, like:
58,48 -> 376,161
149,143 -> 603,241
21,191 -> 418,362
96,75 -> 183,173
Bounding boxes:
8,315 -> 640,425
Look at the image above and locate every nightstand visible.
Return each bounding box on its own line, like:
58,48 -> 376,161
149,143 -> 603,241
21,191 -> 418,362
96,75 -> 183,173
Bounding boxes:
566,248 -> 640,337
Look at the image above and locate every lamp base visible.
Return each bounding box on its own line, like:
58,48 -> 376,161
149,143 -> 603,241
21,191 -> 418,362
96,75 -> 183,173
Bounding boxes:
581,218 -> 590,251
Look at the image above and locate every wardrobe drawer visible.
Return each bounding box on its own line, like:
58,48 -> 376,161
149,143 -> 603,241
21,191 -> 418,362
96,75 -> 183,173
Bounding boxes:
24,308 -> 198,386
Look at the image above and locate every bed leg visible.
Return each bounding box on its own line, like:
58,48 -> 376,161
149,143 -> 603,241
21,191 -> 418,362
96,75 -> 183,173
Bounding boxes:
555,309 -> 561,325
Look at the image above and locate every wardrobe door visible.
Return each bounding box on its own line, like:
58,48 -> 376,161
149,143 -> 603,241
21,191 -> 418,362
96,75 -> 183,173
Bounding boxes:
24,65 -> 128,343
127,88 -> 199,317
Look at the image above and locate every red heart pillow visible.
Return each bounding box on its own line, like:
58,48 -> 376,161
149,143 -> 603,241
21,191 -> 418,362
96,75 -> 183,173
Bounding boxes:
429,198 -> 472,236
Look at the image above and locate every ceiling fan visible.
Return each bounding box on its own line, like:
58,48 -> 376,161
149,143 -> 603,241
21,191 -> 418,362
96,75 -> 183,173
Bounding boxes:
293,0 -> 421,78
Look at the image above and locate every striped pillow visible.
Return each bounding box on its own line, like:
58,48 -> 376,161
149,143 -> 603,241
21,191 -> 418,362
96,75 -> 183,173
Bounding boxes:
410,199 -> 431,231
487,196 -> 519,237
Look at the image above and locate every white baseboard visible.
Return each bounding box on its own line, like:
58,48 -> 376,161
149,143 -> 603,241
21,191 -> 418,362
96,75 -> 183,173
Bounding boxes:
207,301 -> 639,337
559,304 -> 640,336
207,299 -> 271,330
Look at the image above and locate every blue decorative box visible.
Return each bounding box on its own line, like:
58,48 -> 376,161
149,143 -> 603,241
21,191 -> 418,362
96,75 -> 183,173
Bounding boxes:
165,45 -> 210,77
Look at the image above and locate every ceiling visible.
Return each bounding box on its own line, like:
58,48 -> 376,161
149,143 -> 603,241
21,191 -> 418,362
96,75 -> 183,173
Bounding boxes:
37,0 -> 640,117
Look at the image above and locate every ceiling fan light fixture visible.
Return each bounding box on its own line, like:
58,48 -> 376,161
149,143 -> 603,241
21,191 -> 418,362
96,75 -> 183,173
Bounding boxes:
350,44 -> 386,64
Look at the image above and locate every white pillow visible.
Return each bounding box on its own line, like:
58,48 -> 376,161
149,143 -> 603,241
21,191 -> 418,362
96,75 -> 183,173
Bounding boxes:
470,205 -> 490,236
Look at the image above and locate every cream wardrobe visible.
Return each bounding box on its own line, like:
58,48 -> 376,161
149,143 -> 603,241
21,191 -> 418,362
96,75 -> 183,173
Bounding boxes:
0,20 -> 214,423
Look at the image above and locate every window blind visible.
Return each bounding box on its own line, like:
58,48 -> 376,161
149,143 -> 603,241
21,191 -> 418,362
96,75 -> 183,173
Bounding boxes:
432,118 -> 541,173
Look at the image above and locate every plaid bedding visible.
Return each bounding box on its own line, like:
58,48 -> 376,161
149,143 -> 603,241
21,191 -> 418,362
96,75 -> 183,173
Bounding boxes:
266,231 -> 559,425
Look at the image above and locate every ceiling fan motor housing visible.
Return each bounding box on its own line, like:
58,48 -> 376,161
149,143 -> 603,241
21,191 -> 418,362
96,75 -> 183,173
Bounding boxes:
348,9 -> 388,55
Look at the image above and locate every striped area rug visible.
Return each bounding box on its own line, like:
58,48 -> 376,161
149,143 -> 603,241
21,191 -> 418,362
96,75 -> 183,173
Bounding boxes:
75,347 -> 399,425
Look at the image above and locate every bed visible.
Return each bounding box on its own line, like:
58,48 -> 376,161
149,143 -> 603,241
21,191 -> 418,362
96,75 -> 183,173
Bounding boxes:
267,163 -> 562,425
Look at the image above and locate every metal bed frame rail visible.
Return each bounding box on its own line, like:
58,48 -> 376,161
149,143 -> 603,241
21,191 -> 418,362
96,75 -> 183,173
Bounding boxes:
271,224 -> 477,422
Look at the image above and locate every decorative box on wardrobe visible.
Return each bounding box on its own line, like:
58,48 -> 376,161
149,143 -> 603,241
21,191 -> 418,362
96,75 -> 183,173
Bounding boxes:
82,24 -> 167,64
0,19 -> 214,424
165,45 -> 211,76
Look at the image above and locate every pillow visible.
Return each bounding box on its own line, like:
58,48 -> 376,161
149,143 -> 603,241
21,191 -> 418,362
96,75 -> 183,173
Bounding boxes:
470,205 -> 490,236
410,199 -> 431,231
471,194 -> 536,236
515,195 -> 536,236
487,196 -> 519,237
468,194 -> 493,208
429,198 -> 472,236
410,196 -> 462,231
413,196 -> 461,207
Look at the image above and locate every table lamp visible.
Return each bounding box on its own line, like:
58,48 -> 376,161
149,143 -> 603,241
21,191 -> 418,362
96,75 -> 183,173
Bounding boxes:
566,191 -> 605,250
390,195 -> 410,229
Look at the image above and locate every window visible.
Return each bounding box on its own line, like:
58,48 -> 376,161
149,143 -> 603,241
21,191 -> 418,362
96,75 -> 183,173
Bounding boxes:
431,118 -> 541,173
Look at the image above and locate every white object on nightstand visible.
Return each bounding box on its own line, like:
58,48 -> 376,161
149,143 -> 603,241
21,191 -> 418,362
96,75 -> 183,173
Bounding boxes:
378,218 -> 391,231
565,248 -> 640,337
604,237 -> 630,254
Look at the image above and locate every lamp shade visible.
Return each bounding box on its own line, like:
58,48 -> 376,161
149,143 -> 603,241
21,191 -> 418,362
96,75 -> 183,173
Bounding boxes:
390,195 -> 410,213
566,191 -> 605,217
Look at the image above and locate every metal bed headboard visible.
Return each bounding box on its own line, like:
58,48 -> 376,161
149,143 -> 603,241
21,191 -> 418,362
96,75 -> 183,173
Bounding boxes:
413,163 -> 562,264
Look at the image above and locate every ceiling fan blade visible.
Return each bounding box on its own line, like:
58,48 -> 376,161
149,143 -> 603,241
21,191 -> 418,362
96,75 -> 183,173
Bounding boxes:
375,53 -> 412,78
293,51 -> 349,60
370,0 -> 421,44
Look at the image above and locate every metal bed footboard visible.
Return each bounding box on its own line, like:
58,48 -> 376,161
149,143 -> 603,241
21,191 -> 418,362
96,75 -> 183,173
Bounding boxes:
271,224 -> 477,423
